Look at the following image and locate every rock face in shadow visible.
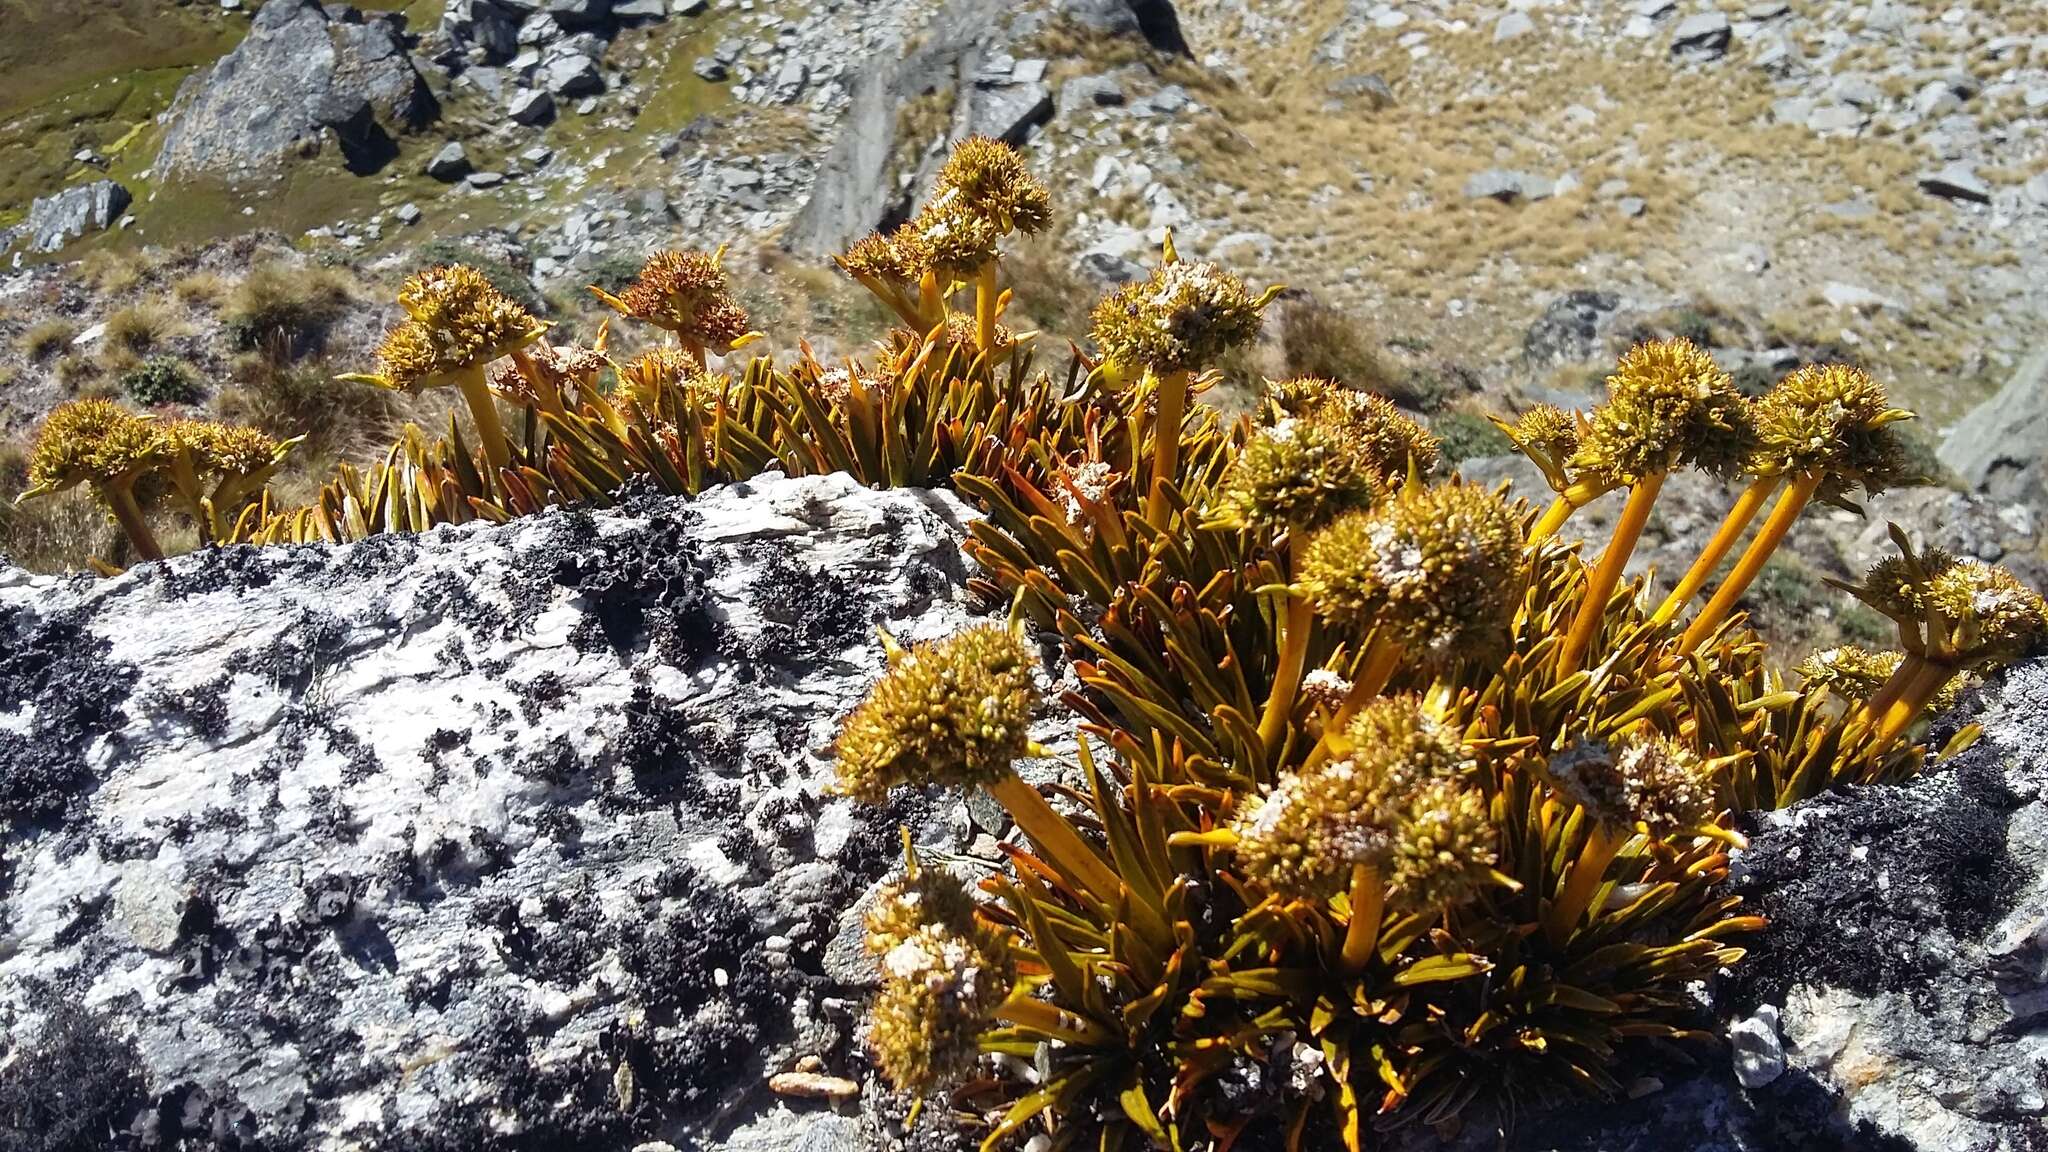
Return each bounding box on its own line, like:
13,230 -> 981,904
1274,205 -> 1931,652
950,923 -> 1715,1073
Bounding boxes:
1941,348 -> 2048,508
0,473 -> 1019,1151
154,0 -> 436,180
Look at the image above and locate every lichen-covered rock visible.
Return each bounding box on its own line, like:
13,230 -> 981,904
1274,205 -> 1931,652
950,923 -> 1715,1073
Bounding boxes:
0,473 -> 1022,1151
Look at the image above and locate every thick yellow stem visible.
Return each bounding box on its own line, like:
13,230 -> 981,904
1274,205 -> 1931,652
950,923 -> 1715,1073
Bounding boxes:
975,262 -> 999,353
1331,635 -> 1402,729
1257,591 -> 1316,753
509,347 -> 568,418
987,773 -> 1123,906
1146,369 -> 1191,531
1548,826 -> 1624,942
1340,864 -> 1385,973
102,479 -> 163,562
457,368 -> 513,473
1678,471 -> 1823,655
1530,495 -> 1576,544
1560,473 -> 1666,674
1652,475 -> 1780,625
1869,659 -> 1958,752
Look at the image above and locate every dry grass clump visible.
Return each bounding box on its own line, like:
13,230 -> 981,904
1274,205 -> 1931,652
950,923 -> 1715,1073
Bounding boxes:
1276,297 -> 1419,406
20,318 -> 77,362
0,439 -> 118,570
222,261 -> 356,356
103,302 -> 180,359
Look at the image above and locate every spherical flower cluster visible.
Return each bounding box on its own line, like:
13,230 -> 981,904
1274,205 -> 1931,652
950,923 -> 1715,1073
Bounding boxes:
1204,418 -> 1382,536
933,136 -> 1054,236
1508,404 -> 1581,464
1573,338 -> 1748,485
1090,260 -> 1269,375
865,865 -> 1016,1092
1747,364 -> 1904,479
837,229 -> 933,290
164,419 -> 284,478
371,265 -> 544,391
1928,559 -> 2048,670
1857,547 -> 1960,619
1544,732 -> 1718,838
25,399 -> 162,493
1229,697 -> 1490,910
592,248 -> 754,354
1269,378 -> 1441,486
912,200 -> 1001,278
834,624 -> 1040,803
1296,481 -> 1524,665
1796,645 -> 1963,712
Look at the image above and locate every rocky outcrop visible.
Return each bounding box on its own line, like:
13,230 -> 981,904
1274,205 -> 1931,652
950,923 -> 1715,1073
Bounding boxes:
0,473 -> 1033,1151
154,0 -> 436,179
3,180 -> 132,255
7,464 -> 2047,1150
1941,348 -> 2048,507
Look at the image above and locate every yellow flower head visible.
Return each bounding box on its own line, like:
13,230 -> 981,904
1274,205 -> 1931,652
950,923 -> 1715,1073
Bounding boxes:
1269,378 -> 1440,487
864,862 -> 1016,1093
1296,481 -> 1525,665
1927,560 -> 2048,671
834,624 -> 1039,803
592,248 -> 754,353
1091,259 -> 1270,375
1748,364 -> 1908,479
911,199 -> 1001,278
1573,338 -> 1749,484
1545,731 -> 1718,837
24,399 -> 161,496
165,420 -> 283,477
932,136 -> 1053,236
1796,645 -> 1963,711
1229,696 -> 1473,901
1856,547 -> 1961,619
837,229 -> 933,289
1385,777 -> 1498,912
1204,417 -> 1384,536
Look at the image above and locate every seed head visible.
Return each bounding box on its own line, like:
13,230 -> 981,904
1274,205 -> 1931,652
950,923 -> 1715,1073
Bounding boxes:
1204,418 -> 1383,536
932,136 -> 1053,236
25,399 -> 161,494
1296,481 -> 1524,665
1748,364 -> 1906,479
838,229 -> 933,288
865,864 -> 1015,1093
1269,378 -> 1440,486
1857,547 -> 1961,619
1090,260 -> 1269,375
1229,696 -> 1471,901
165,420 -> 283,477
1508,404 -> 1581,464
1795,645 -> 1962,711
911,199 -> 1002,278
1927,560 -> 2048,670
1384,778 -> 1497,913
1572,338 -> 1748,485
592,248 -> 754,353
379,265 -> 543,388
1544,732 -> 1718,838
834,625 -> 1039,803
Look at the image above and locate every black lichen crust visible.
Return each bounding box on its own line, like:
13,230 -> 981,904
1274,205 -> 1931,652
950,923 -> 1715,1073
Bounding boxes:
1728,749 -> 2023,1006
0,604 -> 138,827
542,506 -> 716,665
0,994 -> 150,1152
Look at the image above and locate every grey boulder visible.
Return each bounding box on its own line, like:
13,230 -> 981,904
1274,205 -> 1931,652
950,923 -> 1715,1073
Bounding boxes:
13,180 -> 132,254
155,0 -> 435,178
1940,348 -> 2048,504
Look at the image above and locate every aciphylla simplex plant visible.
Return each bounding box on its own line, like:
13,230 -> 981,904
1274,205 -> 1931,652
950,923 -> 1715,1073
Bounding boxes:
16,398 -> 170,560
16,398 -> 299,564
27,135 -> 2048,1146
346,265 -> 550,474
